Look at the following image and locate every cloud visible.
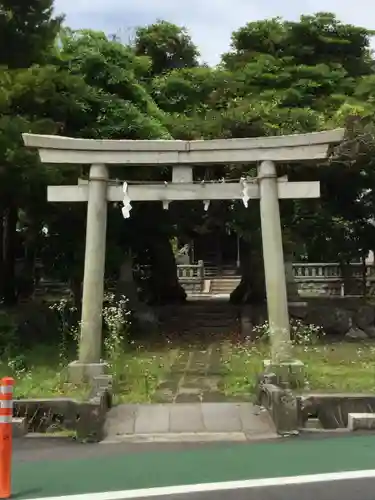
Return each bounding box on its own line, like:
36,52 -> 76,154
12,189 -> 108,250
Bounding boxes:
54,0 -> 375,65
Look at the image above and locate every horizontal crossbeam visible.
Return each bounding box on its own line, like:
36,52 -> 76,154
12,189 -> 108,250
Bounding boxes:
47,181 -> 320,202
23,129 -> 344,166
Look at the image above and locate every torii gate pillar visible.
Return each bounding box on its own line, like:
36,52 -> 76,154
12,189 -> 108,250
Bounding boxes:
259,161 -> 291,363
69,164 -> 109,382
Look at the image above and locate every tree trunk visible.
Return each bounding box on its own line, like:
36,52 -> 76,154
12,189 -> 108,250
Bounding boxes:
116,254 -> 140,308
230,237 -> 266,304
149,235 -> 187,304
2,204 -> 18,305
69,274 -> 83,310
116,254 -> 159,333
18,219 -> 38,301
341,260 -> 357,296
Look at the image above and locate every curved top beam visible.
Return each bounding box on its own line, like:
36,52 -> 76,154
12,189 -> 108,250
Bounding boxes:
22,128 -> 345,165
23,129 -> 344,151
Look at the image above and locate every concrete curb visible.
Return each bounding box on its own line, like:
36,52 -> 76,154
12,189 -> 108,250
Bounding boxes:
12,417 -> 28,438
101,431 -> 280,444
348,413 -> 375,431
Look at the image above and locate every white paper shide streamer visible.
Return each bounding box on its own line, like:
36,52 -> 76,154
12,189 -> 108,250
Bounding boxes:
241,178 -> 250,207
122,181 -> 132,218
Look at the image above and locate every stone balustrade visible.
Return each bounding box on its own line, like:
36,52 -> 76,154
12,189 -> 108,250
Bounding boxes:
176,260 -> 204,280
32,261 -> 375,299
292,262 -> 375,296
176,262 -> 375,297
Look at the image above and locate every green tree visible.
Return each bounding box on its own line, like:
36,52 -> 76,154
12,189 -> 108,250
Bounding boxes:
0,65 -> 97,304
0,0 -> 62,68
0,0 -> 64,304
49,30 -> 186,304
3,10 -> 375,311
134,21 -> 200,77
224,13 -> 374,77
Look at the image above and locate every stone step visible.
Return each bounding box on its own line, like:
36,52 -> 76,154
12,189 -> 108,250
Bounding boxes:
187,321 -> 237,328
159,313 -> 238,322
157,300 -> 240,337
211,279 -> 240,283
165,314 -> 236,323
164,325 -> 236,333
162,306 -> 238,313
158,300 -> 238,308
161,305 -> 224,310
212,282 -> 238,287
211,288 -> 236,294
165,309 -> 237,316
162,317 -> 236,323
170,326 -> 239,335
164,316 -> 237,325
211,280 -> 240,289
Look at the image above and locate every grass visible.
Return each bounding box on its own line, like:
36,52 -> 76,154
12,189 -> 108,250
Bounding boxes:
0,347 -> 90,400
110,345 -> 178,403
2,339 -> 375,404
222,340 -> 375,397
0,344 -> 176,403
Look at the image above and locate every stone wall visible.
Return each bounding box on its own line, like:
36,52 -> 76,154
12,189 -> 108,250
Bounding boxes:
291,299 -> 375,340
13,375 -> 112,442
240,298 -> 375,340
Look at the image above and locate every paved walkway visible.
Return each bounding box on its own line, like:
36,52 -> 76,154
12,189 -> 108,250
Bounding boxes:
12,434 -> 375,499
103,403 -> 276,442
103,342 -> 264,442
154,342 -> 246,403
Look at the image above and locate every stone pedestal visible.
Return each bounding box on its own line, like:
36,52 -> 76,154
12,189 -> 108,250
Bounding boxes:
263,359 -> 305,389
68,361 -> 109,385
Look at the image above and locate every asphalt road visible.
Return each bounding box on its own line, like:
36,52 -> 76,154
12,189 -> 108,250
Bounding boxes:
137,478 -> 375,500
22,474 -> 375,500
12,434 -> 375,499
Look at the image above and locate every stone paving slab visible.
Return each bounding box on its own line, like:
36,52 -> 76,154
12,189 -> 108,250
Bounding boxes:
135,404 -> 170,434
155,343 -> 234,403
104,403 -> 276,442
170,404 -> 204,432
201,403 -> 242,432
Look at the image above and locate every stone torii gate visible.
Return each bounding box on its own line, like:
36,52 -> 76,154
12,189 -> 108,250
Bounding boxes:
23,129 -> 344,382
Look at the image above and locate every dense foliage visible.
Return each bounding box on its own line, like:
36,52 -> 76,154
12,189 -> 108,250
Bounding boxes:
1,3 -> 375,306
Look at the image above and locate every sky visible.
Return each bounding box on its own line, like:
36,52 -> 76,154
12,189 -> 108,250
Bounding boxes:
54,0 -> 375,65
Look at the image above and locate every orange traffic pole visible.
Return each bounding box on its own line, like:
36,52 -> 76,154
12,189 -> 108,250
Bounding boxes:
0,377 -> 14,499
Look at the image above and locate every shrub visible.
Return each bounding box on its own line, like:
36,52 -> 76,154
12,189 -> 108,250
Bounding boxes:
253,319 -> 325,346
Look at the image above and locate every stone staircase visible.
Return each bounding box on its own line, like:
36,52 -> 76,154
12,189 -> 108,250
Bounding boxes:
157,300 -> 240,339
210,277 -> 241,295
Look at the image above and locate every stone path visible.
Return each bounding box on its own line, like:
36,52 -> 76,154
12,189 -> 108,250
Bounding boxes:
155,343 -> 239,403
103,402 -> 276,443
103,342 -> 276,442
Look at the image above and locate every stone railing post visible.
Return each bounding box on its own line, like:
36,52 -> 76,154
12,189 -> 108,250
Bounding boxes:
198,259 -> 204,291
69,164 -> 109,383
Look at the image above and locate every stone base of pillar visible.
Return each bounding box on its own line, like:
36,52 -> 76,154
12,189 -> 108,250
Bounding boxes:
263,359 -> 305,389
68,360 -> 109,384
